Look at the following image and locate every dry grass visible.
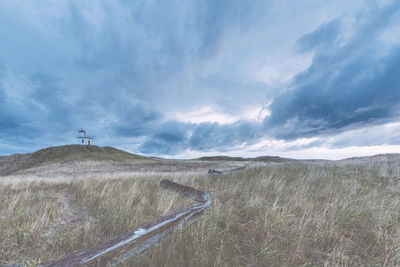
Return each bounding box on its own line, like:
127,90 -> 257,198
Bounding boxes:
1,155 -> 400,266
0,172 -> 196,266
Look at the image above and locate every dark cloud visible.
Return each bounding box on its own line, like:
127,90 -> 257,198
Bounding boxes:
136,120 -> 262,155
265,2 -> 400,140
188,121 -> 261,151
152,121 -> 189,143
138,121 -> 190,154
114,102 -> 162,137
295,19 -> 341,54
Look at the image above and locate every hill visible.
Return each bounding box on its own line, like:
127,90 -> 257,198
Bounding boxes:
0,145 -> 149,176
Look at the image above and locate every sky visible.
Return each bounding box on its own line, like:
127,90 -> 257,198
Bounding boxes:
0,0 -> 400,159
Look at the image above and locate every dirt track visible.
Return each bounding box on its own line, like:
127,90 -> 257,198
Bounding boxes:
42,190 -> 88,242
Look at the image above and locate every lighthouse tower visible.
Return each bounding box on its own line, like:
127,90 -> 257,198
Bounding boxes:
77,129 -> 93,145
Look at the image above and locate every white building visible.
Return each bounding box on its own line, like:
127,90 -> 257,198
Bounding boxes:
77,129 -> 93,145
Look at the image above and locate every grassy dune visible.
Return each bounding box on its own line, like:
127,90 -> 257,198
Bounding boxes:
1,152 -> 400,266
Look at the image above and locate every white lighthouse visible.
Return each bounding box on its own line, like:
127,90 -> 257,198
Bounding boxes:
77,129 -> 93,145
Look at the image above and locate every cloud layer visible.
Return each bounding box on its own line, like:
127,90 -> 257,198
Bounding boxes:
0,0 -> 399,158
265,2 -> 400,140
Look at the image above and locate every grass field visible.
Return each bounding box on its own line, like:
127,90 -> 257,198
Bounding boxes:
1,148 -> 400,266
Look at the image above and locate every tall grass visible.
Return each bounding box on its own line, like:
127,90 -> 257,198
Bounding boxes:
133,160 -> 400,266
1,157 -> 400,266
0,173 -> 195,266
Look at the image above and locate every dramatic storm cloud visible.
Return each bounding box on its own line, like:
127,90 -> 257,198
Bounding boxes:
265,2 -> 400,140
0,0 -> 399,159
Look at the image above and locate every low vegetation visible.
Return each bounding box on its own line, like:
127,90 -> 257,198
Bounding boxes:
0,149 -> 399,266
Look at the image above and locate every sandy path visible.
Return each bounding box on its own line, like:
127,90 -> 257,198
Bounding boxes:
42,190 -> 88,241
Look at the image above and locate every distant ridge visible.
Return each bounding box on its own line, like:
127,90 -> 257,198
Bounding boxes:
196,155 -> 293,163
0,145 -> 149,176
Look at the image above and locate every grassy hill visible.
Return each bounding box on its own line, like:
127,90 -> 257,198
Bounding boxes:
0,145 -> 150,176
32,145 -> 148,163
